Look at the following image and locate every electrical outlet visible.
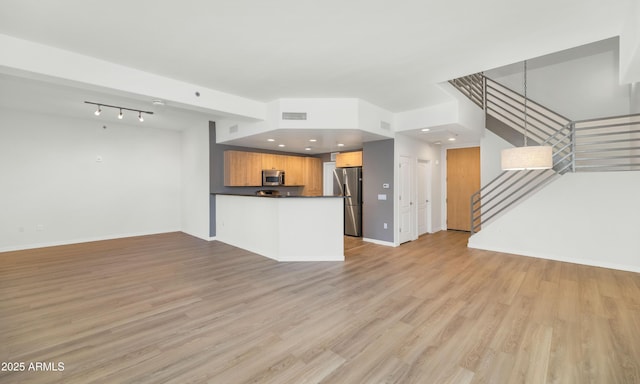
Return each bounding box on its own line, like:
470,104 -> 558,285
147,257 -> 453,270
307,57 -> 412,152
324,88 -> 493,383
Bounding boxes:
383,223 -> 388,229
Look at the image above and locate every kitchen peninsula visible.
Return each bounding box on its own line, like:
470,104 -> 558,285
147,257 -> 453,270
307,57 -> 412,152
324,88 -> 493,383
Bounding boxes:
215,194 -> 344,261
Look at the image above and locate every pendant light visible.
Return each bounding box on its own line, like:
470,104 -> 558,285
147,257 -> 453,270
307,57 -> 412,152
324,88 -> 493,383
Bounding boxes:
501,60 -> 553,171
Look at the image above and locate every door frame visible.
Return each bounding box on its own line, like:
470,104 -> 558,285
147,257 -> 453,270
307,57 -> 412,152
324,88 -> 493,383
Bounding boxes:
398,155 -> 414,244
417,158 -> 432,235
444,146 -> 480,231
323,161 -> 336,196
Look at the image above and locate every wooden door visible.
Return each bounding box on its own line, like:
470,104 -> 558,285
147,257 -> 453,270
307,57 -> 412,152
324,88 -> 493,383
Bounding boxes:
446,147 -> 480,231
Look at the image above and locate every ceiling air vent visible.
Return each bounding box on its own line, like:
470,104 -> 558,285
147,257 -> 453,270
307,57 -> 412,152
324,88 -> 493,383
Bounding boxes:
380,120 -> 391,130
229,124 -> 238,134
282,112 -> 308,120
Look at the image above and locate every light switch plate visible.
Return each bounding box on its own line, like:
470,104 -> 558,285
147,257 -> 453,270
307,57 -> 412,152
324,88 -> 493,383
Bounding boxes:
378,194 -> 387,200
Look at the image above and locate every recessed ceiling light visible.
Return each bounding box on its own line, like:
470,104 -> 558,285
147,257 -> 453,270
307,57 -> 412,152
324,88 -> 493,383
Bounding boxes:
448,137 -> 456,141
278,144 -> 286,147
309,139 -> 317,142
421,128 -> 430,132
337,143 -> 345,147
434,141 -> 442,145
304,147 -> 311,151
267,138 -> 275,142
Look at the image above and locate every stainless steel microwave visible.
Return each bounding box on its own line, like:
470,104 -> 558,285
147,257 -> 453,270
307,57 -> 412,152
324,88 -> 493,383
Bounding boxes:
262,169 -> 285,186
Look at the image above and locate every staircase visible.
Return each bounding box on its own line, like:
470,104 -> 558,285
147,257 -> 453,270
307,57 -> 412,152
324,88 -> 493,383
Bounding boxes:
449,74 -> 640,234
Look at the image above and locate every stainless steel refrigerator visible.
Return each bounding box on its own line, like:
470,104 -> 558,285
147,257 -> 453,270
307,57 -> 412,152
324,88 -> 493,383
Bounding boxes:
334,167 -> 362,237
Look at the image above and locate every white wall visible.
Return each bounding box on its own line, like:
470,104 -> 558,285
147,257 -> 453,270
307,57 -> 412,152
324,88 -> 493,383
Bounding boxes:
480,130 -> 513,185
394,101 -> 458,132
358,99 -> 395,137
468,171 -> 640,273
620,0 -> 640,84
278,98 -> 359,129
395,134 -> 443,243
485,39 -> 631,120
0,107 -> 182,251
632,83 -> 640,113
181,122 -> 211,240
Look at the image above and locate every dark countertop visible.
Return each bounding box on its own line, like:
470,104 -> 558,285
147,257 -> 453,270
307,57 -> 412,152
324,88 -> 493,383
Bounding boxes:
212,193 -> 346,198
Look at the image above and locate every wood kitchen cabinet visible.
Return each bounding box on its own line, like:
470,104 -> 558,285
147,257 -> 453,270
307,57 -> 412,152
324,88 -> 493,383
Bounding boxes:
285,156 -> 304,186
302,157 -> 323,196
261,153 -> 286,171
335,151 -> 362,167
224,151 -> 262,186
224,150 -> 323,191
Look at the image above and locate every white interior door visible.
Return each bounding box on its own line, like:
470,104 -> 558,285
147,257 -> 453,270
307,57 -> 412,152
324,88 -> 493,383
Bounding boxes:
323,162 -> 336,196
399,155 -> 413,244
417,160 -> 432,235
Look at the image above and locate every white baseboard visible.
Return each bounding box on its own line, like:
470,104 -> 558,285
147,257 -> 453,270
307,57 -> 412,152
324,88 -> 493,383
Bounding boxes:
0,229 -> 182,253
468,241 -> 640,274
362,237 -> 397,247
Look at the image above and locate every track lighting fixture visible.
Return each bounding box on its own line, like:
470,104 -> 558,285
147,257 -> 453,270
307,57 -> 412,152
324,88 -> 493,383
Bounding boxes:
84,101 -> 153,123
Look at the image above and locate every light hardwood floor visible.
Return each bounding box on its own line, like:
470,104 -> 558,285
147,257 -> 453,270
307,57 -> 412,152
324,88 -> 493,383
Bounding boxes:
1,231 -> 640,383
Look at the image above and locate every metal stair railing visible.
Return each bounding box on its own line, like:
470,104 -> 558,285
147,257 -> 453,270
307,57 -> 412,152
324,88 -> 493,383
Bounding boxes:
484,79 -> 571,145
449,73 -> 484,109
451,73 -> 640,234
470,123 -> 574,233
573,113 -> 640,172
450,74 -> 573,234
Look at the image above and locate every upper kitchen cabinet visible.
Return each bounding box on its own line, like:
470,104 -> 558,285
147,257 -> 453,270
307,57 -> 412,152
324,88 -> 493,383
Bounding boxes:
261,153 -> 287,171
335,151 -> 363,168
285,156 -> 304,186
224,151 -> 262,186
302,157 -> 323,196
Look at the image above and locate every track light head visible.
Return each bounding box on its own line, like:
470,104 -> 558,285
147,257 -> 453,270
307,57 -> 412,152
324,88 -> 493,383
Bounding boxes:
94,105 -> 102,116
138,112 -> 144,122
118,109 -> 123,119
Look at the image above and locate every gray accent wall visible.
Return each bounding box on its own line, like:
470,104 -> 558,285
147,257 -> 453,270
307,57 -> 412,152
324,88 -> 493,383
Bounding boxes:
362,139 -> 394,243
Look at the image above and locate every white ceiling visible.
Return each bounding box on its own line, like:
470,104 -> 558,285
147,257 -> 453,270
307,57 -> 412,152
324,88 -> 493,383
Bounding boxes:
0,0 -> 633,153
